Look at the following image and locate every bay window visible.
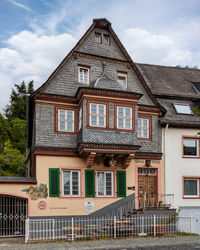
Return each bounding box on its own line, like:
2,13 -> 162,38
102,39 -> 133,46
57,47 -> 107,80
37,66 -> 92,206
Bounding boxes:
89,103 -> 106,127
117,106 -> 132,130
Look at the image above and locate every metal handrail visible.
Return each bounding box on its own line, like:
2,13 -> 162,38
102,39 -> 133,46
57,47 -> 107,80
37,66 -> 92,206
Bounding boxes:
137,194 -> 174,210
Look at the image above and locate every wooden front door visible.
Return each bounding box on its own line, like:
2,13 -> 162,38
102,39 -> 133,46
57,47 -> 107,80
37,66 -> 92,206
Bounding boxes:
138,175 -> 157,208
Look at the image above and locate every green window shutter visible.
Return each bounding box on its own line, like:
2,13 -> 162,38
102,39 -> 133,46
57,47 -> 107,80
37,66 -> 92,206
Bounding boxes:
49,168 -> 60,197
85,169 -> 95,197
117,171 -> 126,197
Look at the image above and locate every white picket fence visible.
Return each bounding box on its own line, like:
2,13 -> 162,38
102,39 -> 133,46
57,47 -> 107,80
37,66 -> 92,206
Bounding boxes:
25,215 -> 192,243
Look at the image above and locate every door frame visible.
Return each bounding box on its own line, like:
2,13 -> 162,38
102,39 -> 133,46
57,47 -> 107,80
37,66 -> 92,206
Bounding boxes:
135,163 -> 162,209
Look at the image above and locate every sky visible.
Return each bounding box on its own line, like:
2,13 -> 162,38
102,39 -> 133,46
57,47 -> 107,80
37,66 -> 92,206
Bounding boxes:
1,0 -> 200,113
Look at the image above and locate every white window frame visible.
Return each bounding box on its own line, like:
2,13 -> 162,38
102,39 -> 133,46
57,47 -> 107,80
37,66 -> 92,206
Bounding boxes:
58,109 -> 74,132
137,117 -> 150,138
184,178 -> 199,198
174,104 -> 193,114
89,103 -> 106,128
97,171 -> 114,197
117,106 -> 132,130
183,138 -> 199,157
79,107 -> 82,130
117,72 -> 127,89
78,66 -> 89,84
62,170 -> 80,197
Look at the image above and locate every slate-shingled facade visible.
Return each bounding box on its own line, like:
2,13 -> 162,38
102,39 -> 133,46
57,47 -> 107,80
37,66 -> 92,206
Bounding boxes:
0,19 -> 165,219
24,18 -> 165,216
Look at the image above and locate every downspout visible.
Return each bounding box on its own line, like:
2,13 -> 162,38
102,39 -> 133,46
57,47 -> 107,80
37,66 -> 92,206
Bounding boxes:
163,123 -> 169,196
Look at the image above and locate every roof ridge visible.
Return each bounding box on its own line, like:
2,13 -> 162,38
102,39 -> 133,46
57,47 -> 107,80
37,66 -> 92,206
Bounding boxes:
136,62 -> 200,71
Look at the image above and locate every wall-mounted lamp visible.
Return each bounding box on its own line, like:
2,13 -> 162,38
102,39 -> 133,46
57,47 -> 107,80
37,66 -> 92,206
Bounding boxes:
145,159 -> 151,167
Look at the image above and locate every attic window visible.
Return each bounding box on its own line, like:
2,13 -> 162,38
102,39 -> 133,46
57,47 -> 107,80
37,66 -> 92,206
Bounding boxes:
95,33 -> 101,44
78,66 -> 90,84
192,82 -> 200,94
103,34 -> 110,45
174,104 -> 193,115
117,72 -> 127,89
95,33 -> 110,45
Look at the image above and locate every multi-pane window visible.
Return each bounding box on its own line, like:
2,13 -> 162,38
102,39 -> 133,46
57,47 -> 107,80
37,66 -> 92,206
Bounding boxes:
89,103 -> 106,127
79,107 -> 82,130
174,104 -> 193,114
103,34 -> 110,45
58,109 -> 74,132
95,33 -> 101,43
183,138 -> 198,157
63,170 -> 80,196
117,73 -> 127,89
184,179 -> 199,197
78,66 -> 89,84
137,118 -> 150,138
97,171 -> 113,196
95,33 -> 110,45
117,106 -> 132,130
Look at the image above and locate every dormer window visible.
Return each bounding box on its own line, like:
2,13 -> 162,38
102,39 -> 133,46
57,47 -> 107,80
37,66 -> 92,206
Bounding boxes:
174,104 -> 193,114
117,72 -> 127,89
78,66 -> 89,84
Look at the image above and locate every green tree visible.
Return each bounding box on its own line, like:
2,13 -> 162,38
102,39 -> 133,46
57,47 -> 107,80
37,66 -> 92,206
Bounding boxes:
0,140 -> 26,176
0,114 -> 9,152
8,118 -> 26,154
4,81 -> 34,121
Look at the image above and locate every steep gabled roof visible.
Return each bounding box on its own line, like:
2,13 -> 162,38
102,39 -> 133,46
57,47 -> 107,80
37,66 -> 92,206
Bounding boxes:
32,18 -> 162,111
136,63 -> 200,127
137,63 -> 200,99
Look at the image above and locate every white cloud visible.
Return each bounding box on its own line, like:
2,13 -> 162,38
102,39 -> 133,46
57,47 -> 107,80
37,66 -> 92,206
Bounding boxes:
0,30 -> 77,112
8,0 -> 31,12
122,28 -> 192,66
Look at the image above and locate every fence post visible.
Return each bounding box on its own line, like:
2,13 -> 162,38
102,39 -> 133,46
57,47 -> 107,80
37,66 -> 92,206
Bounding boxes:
153,215 -> 156,236
190,215 -> 193,233
52,219 -> 55,241
72,217 -> 74,241
114,216 -> 116,238
144,194 -> 146,210
25,218 -> 29,244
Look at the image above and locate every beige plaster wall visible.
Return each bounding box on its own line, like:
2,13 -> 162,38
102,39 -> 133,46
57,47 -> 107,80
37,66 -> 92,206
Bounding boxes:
0,155 -> 164,217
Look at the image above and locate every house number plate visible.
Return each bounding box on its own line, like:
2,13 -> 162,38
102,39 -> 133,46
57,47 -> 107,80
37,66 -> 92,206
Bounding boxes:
138,168 -> 157,175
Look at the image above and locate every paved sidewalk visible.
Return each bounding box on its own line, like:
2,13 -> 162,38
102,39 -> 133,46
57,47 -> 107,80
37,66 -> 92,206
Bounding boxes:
0,236 -> 200,249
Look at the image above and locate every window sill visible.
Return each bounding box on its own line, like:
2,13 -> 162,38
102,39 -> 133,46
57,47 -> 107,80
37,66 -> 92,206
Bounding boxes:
183,196 -> 200,199
138,137 -> 152,141
55,130 -> 79,134
59,196 -> 83,199
87,125 -> 108,130
182,156 -> 199,159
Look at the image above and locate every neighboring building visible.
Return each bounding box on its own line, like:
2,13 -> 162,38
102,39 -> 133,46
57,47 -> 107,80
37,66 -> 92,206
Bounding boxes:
137,63 -> 200,216
0,18 -> 166,225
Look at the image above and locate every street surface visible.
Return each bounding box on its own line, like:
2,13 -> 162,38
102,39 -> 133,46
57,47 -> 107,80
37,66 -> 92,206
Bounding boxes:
0,236 -> 200,249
